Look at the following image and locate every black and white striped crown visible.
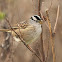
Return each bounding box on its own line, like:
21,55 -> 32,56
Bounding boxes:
30,15 -> 42,21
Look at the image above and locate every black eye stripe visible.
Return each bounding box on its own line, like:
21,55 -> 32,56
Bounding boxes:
34,16 -> 41,20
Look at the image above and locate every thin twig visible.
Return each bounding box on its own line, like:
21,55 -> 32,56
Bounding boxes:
45,40 -> 49,62
40,3 -> 49,29
38,0 -> 41,16
48,0 -> 53,12
53,5 -> 60,33
46,10 -> 56,62
5,18 -> 42,62
38,0 -> 45,62
41,12 -> 49,29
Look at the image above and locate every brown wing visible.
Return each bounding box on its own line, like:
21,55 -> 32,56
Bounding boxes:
15,21 -> 29,29
12,25 -> 36,44
0,21 -> 29,32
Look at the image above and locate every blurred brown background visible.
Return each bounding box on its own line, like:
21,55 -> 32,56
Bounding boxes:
0,0 -> 62,62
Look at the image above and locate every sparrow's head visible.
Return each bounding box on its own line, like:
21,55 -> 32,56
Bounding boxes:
30,15 -> 43,24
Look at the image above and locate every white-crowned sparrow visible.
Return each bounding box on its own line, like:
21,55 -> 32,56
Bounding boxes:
0,15 -> 43,44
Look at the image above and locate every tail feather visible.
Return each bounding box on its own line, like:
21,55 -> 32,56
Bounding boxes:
0,27 -> 20,32
0,29 -> 11,32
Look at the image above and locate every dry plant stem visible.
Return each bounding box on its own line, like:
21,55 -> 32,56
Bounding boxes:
38,0 -> 41,16
46,10 -> 56,62
38,0 -> 45,62
48,0 -> 53,11
40,33 -> 45,62
41,12 -> 49,29
5,18 -> 42,62
53,5 -> 60,33
40,3 -> 49,29
45,40 -> 49,62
